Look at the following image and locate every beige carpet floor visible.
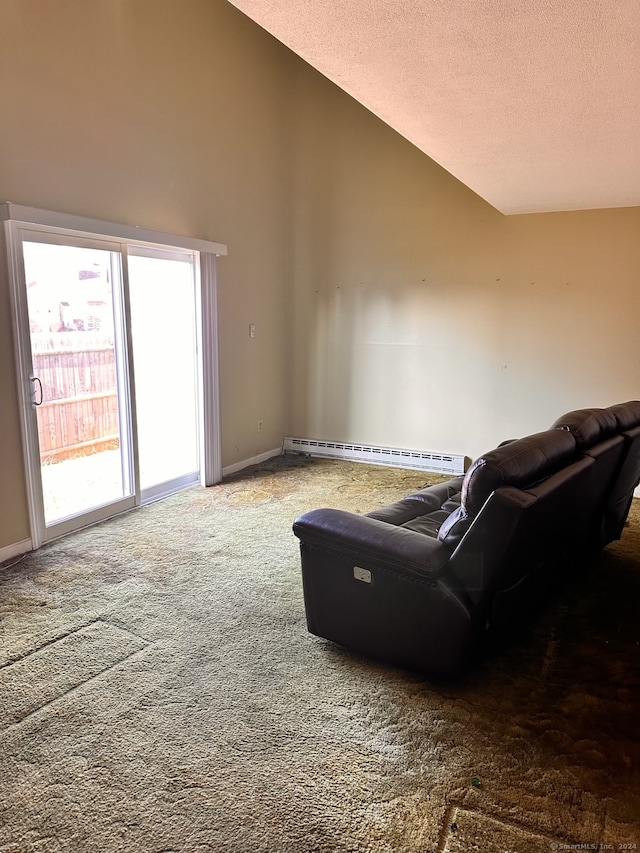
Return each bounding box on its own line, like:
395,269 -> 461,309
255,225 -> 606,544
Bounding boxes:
0,454 -> 639,853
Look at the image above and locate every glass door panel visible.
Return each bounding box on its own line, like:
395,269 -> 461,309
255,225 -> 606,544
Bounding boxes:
127,251 -> 199,497
22,240 -> 133,527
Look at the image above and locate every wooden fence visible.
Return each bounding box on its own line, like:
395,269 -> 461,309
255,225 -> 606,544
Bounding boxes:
31,333 -> 120,463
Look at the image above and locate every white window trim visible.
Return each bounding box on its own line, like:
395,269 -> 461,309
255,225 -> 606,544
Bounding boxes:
0,203 -> 228,256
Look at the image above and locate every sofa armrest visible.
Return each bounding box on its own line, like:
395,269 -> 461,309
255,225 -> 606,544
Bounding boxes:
293,508 -> 452,578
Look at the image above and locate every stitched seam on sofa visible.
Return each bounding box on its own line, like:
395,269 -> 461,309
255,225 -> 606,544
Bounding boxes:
306,542 -> 451,587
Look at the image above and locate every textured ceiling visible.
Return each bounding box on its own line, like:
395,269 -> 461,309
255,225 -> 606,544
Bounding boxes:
228,0 -> 640,214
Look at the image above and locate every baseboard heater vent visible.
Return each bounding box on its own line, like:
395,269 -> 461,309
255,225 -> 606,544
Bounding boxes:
283,437 -> 465,476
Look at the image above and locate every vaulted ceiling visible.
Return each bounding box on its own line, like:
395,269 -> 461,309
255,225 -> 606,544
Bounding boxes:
229,0 -> 640,214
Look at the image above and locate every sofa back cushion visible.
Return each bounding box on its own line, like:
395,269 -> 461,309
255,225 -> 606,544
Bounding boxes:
461,429 -> 577,516
437,429 -> 576,549
551,407 -> 618,449
552,406 -> 632,548
447,454 -> 594,605
602,402 -> 640,541
605,400 -> 640,431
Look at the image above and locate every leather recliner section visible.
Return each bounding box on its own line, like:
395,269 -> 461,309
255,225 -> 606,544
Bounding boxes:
292,401 -> 640,676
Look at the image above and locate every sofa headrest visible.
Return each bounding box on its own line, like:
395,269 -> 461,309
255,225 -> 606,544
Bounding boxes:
550,407 -> 618,449
461,429 -> 576,516
605,400 -> 640,432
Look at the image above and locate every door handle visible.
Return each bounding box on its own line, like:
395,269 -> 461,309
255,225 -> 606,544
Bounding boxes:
32,376 -> 43,406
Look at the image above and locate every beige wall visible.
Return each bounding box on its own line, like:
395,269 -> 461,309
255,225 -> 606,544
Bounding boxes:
289,63 -> 640,462
0,0 -> 293,548
1,0 -> 639,551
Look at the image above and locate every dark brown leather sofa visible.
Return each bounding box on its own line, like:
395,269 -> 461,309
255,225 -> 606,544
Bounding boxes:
292,402 -> 640,676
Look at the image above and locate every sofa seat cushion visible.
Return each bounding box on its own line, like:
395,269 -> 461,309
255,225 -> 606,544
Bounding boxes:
366,476 -> 464,527
401,509 -> 453,537
442,494 -> 462,512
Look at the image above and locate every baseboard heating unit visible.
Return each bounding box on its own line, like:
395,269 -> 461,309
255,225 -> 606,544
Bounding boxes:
283,437 -> 466,476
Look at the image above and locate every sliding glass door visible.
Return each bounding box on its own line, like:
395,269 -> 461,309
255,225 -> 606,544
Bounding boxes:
4,206 -> 224,549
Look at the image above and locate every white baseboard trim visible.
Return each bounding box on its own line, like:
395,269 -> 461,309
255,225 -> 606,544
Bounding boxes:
222,447 -> 283,478
0,538 -> 33,566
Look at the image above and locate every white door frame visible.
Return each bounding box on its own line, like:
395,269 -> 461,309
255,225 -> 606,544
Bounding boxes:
1,203 -> 227,549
